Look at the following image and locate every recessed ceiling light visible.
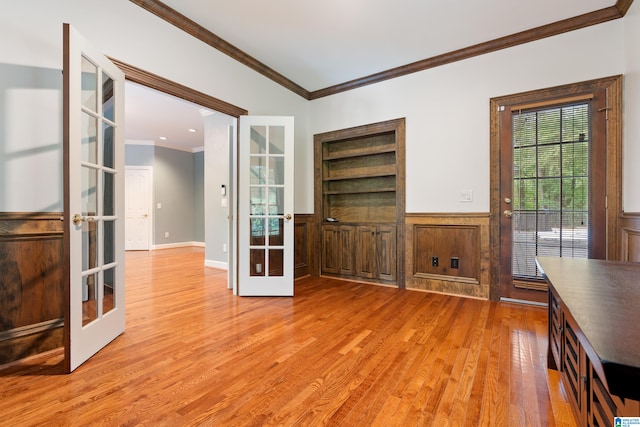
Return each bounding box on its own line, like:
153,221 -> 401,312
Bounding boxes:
159,136 -> 167,140
188,128 -> 197,133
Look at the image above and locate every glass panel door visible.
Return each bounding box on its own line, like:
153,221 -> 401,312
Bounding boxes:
238,116 -> 294,296
64,24 -> 125,372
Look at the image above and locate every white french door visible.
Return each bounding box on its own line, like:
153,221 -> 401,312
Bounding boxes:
238,116 -> 294,296
63,24 -> 125,372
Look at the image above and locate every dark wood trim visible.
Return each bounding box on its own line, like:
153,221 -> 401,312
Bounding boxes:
406,212 -> 490,219
405,215 -> 490,299
108,57 -> 248,117
616,0 -> 635,15
489,75 -> 623,301
0,319 -> 64,342
309,5 -> 629,99
0,211 -> 65,365
620,212 -> 640,262
294,214 -> 316,278
62,23 -> 72,374
128,0 -> 310,100
130,0 -> 633,100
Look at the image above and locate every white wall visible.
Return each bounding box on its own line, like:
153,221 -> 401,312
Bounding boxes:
204,113 -> 235,268
0,0 -> 309,212
308,21 -> 625,213
623,1 -> 640,212
1,1 -> 637,216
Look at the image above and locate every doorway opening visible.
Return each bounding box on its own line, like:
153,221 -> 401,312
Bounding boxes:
115,58 -> 247,292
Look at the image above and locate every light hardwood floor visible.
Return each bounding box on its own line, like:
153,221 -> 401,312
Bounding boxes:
0,247 -> 576,426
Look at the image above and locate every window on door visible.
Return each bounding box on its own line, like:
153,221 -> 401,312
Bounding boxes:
511,102 -> 592,279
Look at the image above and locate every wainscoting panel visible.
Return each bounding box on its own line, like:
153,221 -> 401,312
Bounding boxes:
0,213 -> 64,364
405,214 -> 490,299
620,213 -> 640,263
294,214 -> 316,278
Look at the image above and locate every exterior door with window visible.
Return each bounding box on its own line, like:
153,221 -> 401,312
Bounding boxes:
63,24 -> 126,371
499,91 -> 607,302
237,116 -> 294,296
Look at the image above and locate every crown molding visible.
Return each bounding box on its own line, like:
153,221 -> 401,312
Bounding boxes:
131,0 -> 633,101
129,0 -> 310,100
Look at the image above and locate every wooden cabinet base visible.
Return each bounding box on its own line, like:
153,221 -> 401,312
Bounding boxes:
540,257 -> 640,427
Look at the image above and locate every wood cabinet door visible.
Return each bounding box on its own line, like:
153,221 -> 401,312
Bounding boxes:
356,226 -> 377,279
339,225 -> 355,276
377,226 -> 397,281
321,225 -> 340,274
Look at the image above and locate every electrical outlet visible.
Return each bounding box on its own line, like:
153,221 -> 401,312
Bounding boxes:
223,243 -> 228,253
451,257 -> 459,269
164,232 -> 169,238
432,256 -> 439,267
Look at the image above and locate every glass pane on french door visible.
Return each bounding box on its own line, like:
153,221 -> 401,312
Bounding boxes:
79,59 -> 119,325
511,103 -> 590,279
249,125 -> 285,277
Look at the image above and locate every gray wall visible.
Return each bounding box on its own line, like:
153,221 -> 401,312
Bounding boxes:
125,144 -> 153,166
193,150 -> 205,242
154,146 -> 195,245
0,64 -> 63,212
125,144 -> 204,246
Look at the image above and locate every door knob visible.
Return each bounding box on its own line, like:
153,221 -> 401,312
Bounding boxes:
284,214 -> 292,220
503,210 -> 513,218
72,214 -> 95,225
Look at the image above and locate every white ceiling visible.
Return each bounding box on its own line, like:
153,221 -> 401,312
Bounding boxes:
125,81 -> 214,151
160,0 -> 615,91
125,0 -> 617,150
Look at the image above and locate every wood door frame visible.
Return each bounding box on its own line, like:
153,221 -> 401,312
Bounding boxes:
489,75 -> 623,301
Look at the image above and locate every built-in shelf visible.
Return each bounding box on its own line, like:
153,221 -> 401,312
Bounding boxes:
323,172 -> 396,182
324,146 -> 396,161
324,188 -> 396,195
314,118 -> 406,287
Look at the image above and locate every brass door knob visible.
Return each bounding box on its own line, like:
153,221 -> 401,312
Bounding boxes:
503,210 -> 513,218
72,214 -> 94,225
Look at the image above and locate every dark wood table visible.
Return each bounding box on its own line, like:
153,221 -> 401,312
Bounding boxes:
537,256 -> 640,401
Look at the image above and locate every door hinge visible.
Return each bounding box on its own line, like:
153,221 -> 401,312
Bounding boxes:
598,106 -> 611,120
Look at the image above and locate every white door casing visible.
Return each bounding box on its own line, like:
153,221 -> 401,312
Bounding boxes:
63,23 -> 126,372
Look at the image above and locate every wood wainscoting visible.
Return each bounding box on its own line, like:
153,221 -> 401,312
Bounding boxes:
620,212 -> 640,262
294,214 -> 316,278
0,212 -> 65,364
405,214 -> 490,299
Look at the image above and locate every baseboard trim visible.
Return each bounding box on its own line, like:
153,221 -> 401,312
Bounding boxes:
205,259 -> 228,270
152,241 -> 205,250
500,297 -> 547,307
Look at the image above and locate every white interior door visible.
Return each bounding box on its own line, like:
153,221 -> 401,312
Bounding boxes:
125,166 -> 152,250
63,24 -> 125,372
238,116 -> 294,296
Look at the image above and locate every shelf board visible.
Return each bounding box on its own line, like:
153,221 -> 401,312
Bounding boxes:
324,147 -> 396,161
324,188 -> 396,195
323,172 -> 396,181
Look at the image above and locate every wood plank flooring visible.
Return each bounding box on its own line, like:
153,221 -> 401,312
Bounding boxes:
0,247 -> 576,426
